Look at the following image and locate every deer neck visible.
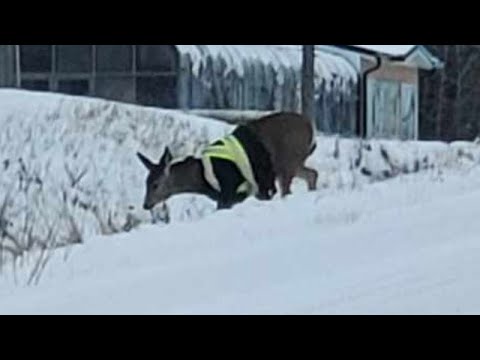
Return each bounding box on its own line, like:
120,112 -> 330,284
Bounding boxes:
170,158 -> 219,201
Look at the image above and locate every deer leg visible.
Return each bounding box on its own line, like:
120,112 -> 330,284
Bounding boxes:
296,166 -> 318,191
279,171 -> 295,198
217,200 -> 234,210
217,185 -> 240,210
217,192 -> 249,210
213,159 -> 248,210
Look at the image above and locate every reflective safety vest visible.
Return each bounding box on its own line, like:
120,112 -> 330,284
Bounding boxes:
201,135 -> 259,195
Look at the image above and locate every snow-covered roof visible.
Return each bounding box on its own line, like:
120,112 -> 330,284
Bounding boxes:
353,45 -> 416,56
175,45 -> 358,84
339,45 -> 443,70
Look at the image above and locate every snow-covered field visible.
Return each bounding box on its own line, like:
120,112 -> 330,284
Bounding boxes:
2,90 -> 480,314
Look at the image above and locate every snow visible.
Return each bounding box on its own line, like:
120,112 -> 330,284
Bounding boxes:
0,89 -> 232,260
1,89 -> 479,261
2,90 -> 480,314
2,164 -> 480,314
1,89 -> 478,263
353,45 -> 416,56
176,45 -> 358,83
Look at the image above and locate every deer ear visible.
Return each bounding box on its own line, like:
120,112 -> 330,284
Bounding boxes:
159,147 -> 173,167
137,152 -> 155,171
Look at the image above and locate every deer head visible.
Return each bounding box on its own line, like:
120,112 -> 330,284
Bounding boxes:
137,148 -> 174,210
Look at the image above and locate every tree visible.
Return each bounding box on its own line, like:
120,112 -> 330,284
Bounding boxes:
302,45 -> 315,121
420,45 -> 480,141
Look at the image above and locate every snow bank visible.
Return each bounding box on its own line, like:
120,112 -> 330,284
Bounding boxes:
2,89 -> 480,265
306,136 -> 480,194
0,90 -> 231,261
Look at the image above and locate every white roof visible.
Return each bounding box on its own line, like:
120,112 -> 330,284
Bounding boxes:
175,45 -> 358,85
345,45 -> 443,70
353,45 -> 416,56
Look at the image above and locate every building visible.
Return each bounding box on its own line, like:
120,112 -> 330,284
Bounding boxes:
323,45 -> 443,140
0,45 -> 442,140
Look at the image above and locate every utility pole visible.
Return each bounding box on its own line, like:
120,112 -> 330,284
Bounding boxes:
15,45 -> 21,88
302,45 -> 315,121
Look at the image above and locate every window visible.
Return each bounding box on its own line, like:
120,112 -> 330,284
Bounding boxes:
57,45 -> 92,73
95,77 -> 135,103
58,79 -> 90,96
21,79 -> 50,92
16,44 -> 182,108
20,45 -> 52,73
96,45 -> 133,73
136,45 -> 177,72
368,79 -> 402,139
401,84 -> 418,140
136,76 -> 177,108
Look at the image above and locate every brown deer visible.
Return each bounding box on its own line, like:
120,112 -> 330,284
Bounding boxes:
138,112 -> 318,211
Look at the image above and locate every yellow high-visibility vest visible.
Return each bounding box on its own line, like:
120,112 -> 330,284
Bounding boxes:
201,135 -> 258,195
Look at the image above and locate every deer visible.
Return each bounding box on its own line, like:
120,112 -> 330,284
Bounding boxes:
137,112 -> 319,211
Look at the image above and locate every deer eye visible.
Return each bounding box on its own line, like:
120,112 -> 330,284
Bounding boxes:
152,184 -> 159,190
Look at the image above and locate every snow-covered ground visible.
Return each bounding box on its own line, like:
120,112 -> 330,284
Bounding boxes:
1,164 -> 480,315
2,90 -> 480,314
